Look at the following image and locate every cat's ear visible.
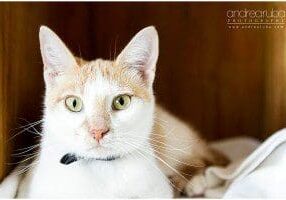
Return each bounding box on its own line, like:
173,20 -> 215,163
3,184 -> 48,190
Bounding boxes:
39,26 -> 77,87
116,26 -> 159,86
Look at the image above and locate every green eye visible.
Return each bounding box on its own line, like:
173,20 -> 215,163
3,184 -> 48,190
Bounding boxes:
113,95 -> 131,110
65,96 -> 83,112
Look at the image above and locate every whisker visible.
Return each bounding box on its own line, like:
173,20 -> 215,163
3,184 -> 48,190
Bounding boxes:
119,140 -> 181,193
14,144 -> 40,152
12,152 -> 39,158
8,120 -> 43,142
14,159 -> 39,176
6,153 -> 39,165
123,137 -> 202,168
123,134 -> 192,154
13,119 -> 43,130
122,140 -> 189,182
12,144 -> 40,156
113,35 -> 119,61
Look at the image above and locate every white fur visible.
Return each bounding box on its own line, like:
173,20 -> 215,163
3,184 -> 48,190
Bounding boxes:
0,26 -> 173,198
18,148 -> 172,198
0,169 -> 21,198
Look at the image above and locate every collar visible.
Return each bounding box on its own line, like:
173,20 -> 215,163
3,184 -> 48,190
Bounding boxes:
60,153 -> 120,165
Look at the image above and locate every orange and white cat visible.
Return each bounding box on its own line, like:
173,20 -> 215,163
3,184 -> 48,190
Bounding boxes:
0,26 -> 227,198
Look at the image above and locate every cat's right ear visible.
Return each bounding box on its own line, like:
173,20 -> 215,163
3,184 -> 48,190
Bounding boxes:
115,26 -> 159,87
39,26 -> 77,87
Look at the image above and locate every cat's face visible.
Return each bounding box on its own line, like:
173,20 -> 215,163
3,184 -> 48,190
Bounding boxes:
39,26 -> 159,159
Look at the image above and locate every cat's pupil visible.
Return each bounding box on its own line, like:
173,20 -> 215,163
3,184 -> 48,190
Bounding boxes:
119,97 -> 124,105
73,99 -> 77,108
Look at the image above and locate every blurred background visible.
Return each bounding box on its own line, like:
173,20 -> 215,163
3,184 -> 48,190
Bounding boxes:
1,2 -> 286,179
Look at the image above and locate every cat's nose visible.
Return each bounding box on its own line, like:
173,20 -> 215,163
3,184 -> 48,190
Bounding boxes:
90,128 -> 109,142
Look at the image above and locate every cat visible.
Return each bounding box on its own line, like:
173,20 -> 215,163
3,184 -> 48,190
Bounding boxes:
0,26 -> 228,198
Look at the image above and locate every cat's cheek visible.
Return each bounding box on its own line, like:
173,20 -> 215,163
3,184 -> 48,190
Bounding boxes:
46,105 -> 86,137
113,98 -> 144,120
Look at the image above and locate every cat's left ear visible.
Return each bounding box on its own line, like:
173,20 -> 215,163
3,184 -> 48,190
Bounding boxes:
39,26 -> 77,87
116,26 -> 159,86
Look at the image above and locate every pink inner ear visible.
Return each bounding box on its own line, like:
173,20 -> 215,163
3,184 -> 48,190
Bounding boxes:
138,67 -> 155,84
44,70 -> 60,85
48,71 -> 60,78
139,67 -> 149,81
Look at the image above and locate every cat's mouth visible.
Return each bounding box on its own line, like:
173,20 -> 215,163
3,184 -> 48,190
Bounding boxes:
60,153 -> 120,165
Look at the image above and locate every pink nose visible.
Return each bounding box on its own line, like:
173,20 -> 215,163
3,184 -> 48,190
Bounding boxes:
90,128 -> 109,142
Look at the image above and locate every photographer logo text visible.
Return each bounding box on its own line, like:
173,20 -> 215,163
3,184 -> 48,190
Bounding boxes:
226,8 -> 286,29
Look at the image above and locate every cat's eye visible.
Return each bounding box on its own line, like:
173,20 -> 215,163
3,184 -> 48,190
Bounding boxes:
65,96 -> 83,112
113,95 -> 131,110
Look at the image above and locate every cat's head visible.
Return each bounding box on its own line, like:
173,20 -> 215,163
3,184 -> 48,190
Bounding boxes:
39,26 -> 159,160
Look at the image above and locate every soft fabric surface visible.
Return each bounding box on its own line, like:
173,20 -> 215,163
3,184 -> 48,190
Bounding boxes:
205,128 -> 286,198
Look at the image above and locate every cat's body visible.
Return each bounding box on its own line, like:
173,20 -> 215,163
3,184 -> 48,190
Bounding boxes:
0,26 -> 228,198
17,143 -> 172,198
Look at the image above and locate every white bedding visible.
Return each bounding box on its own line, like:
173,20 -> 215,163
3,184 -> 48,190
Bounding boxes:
205,128 -> 286,198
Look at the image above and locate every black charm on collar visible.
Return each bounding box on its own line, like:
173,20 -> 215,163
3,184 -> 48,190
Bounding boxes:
60,154 -> 78,165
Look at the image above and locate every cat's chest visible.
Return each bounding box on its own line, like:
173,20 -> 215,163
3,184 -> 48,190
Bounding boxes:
27,157 -> 148,198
